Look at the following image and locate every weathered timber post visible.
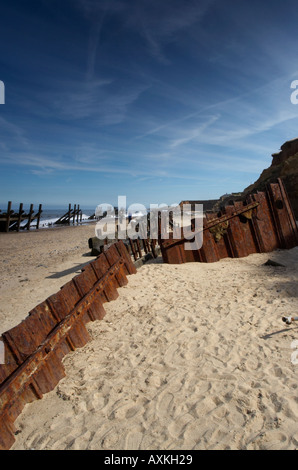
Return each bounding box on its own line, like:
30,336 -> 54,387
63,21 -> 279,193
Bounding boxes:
17,203 -> 24,232
5,201 -> 12,233
36,204 -> 42,230
26,204 -> 34,231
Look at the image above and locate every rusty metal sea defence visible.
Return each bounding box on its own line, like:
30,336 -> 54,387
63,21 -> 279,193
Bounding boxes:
160,179 -> 298,264
0,178 -> 297,450
0,241 -> 136,450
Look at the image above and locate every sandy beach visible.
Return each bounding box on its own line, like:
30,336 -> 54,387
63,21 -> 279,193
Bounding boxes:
1,224 -> 298,450
0,223 -> 98,335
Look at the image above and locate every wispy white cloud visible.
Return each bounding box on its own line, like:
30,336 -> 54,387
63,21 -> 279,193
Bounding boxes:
128,0 -> 215,63
40,78 -> 149,124
76,0 -> 215,65
170,115 -> 220,148
86,17 -> 105,81
0,117 -> 28,147
2,150 -> 197,181
3,0 -> 298,206
131,70 -> 298,169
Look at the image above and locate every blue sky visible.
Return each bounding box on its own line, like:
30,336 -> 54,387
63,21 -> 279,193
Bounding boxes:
1,0 -> 298,209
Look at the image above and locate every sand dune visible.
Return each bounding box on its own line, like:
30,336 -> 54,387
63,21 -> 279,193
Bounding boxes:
2,227 -> 297,450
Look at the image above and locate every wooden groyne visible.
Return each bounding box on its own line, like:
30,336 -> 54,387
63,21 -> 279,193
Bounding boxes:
0,202 -> 43,233
54,204 -> 82,226
0,202 -> 87,232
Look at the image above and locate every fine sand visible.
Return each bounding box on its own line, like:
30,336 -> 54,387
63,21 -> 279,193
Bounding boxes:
1,225 -> 298,450
0,223 -> 98,334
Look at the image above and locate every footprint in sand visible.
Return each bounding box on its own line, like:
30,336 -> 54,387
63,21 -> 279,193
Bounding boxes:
164,344 -> 180,365
157,392 -> 175,418
168,413 -> 194,439
124,431 -> 143,450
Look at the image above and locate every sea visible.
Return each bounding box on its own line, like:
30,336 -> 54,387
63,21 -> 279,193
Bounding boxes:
0,204 -> 97,230
0,204 -> 151,231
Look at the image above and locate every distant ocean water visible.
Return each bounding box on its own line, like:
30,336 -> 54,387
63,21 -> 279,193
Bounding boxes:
0,205 -> 97,230
37,208 -> 96,229
0,204 -> 151,231
38,208 -> 96,221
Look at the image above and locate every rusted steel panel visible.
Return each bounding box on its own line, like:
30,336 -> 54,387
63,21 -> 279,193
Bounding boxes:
3,303 -> 57,364
224,205 -> 249,258
65,321 -> 91,351
268,180 -> 298,249
200,222 -> 221,263
161,201 -> 260,263
160,180 -> 298,264
0,241 -> 136,450
32,352 -> 67,396
0,415 -> 16,450
73,263 -> 98,297
102,251 -> 125,291
91,254 -> 119,302
47,280 -> 81,322
245,193 -> 266,253
160,238 -> 183,264
0,337 -> 18,383
205,212 -> 231,260
232,201 -> 258,256
249,192 -> 280,253
114,241 -> 137,275
103,246 -> 128,288
277,178 -> 298,244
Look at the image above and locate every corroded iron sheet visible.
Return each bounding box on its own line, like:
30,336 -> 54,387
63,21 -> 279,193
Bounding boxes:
0,241 -> 136,450
161,179 -> 298,264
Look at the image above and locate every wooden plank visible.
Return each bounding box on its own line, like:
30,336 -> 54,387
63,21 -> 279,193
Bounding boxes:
36,204 -> 42,230
5,201 -> 12,233
16,203 -> 24,232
